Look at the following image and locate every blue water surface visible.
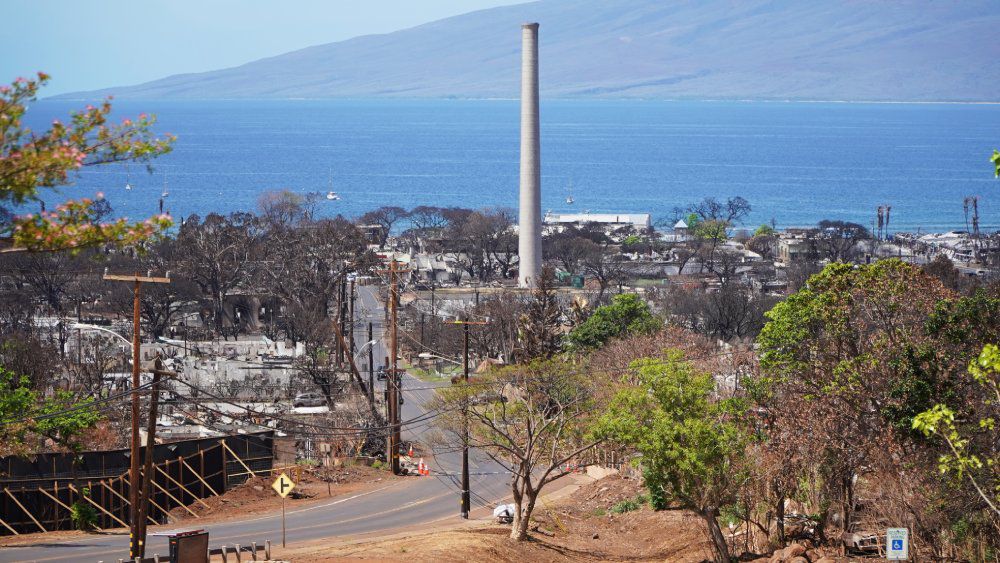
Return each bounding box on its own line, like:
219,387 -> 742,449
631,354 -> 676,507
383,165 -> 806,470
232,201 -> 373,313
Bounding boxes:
23,99 -> 1000,232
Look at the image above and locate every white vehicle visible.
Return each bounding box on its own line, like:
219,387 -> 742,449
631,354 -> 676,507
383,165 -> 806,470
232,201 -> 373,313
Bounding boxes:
493,503 -> 516,524
293,392 -> 326,408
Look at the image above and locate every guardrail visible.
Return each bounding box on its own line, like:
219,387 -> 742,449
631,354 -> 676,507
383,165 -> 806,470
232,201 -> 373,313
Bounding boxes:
102,539 -> 271,563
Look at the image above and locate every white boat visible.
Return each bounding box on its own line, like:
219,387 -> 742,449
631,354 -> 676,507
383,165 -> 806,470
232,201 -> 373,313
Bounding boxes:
565,178 -> 574,204
326,169 -> 340,200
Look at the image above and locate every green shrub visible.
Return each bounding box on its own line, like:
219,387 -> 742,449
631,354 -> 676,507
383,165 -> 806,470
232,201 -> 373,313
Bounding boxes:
566,293 -> 660,350
372,459 -> 385,470
610,495 -> 646,514
70,500 -> 98,531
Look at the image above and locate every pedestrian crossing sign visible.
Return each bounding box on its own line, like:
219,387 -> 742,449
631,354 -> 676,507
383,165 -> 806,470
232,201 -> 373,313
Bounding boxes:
272,472 -> 296,498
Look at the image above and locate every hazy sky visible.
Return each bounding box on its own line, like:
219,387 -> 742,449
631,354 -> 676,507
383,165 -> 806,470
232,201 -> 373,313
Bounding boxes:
3,0 -> 520,95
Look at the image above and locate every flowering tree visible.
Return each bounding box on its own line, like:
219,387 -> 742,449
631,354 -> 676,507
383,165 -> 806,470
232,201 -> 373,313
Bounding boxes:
0,73 -> 175,252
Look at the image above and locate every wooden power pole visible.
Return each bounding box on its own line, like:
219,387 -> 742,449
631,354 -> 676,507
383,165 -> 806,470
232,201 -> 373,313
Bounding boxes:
103,272 -> 169,560
379,260 -> 408,475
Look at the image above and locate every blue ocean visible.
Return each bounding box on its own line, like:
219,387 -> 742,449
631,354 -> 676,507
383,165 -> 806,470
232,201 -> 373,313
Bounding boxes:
25,99 -> 1000,232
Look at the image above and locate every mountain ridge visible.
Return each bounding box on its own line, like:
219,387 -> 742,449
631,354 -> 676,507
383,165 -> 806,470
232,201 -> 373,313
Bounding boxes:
54,0 -> 1000,102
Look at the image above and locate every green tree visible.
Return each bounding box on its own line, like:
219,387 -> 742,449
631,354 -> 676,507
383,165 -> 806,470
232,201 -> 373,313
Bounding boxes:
1,73 -> 174,252
913,344 -> 1000,528
595,352 -> 745,562
0,367 -> 101,456
992,149 -> 999,178
755,260 -> 955,537
566,293 -> 660,350
753,224 -> 776,237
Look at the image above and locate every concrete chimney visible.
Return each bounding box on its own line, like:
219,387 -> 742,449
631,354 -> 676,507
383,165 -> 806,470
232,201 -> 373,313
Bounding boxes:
518,22 -> 542,288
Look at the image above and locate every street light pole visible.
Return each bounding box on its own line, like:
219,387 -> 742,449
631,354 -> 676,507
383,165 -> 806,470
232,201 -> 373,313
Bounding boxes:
462,319 -> 470,519
448,316 -> 488,519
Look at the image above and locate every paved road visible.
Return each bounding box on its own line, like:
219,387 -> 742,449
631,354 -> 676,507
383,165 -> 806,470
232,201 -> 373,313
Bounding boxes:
1,285 -> 511,563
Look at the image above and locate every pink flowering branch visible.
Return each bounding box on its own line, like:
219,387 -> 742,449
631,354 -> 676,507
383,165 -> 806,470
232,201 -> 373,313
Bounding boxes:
5,198 -> 172,253
0,72 -> 176,252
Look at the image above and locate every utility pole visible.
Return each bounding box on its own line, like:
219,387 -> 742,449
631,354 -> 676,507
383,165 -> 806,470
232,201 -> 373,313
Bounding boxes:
377,260 -> 408,474
461,320 -> 470,519
349,278 -> 356,357
103,272 -> 169,561
448,316 -> 488,519
136,356 -> 176,554
336,277 -> 346,365
367,322 -> 375,404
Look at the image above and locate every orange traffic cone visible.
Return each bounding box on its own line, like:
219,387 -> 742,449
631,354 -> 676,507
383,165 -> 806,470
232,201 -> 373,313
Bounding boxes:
408,444 -> 414,456
423,462 -> 430,476
417,458 -> 425,476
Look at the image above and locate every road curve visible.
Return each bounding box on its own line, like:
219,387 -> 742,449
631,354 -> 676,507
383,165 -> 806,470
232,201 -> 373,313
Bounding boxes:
0,286 -> 512,563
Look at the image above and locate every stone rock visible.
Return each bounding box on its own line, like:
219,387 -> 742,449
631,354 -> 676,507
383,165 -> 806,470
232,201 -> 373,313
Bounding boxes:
814,558 -> 837,563
253,485 -> 264,491
785,543 -> 807,558
769,543 -> 809,563
592,533 -> 599,539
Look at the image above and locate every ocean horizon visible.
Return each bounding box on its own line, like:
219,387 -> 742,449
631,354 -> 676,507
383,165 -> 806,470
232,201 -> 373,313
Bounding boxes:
23,98 -> 1000,233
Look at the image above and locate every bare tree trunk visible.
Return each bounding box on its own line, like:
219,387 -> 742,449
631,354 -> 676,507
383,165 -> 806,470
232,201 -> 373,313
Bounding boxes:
702,506 -> 731,562
510,490 -> 537,540
776,494 -> 785,545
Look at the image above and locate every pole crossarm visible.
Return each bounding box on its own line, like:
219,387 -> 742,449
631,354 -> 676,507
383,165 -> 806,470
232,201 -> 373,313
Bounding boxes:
102,274 -> 171,283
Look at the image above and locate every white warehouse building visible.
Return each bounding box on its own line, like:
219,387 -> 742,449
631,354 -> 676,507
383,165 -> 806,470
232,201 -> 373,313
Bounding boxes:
543,212 -> 652,233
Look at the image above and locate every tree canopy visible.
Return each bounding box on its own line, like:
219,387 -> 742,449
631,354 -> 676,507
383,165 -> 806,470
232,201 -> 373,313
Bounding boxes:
0,366 -> 101,457
595,352 -> 746,562
566,293 -> 660,350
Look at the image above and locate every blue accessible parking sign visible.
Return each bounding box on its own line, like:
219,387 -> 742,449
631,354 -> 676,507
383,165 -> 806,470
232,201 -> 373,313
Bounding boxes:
886,528 -> 908,560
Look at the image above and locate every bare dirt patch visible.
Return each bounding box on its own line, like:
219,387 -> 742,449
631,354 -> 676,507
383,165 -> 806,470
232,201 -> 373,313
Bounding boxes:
281,474 -> 718,562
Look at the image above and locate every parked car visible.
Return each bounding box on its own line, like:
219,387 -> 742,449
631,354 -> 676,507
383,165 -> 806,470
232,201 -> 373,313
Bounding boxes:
376,366 -> 387,381
293,392 -> 326,408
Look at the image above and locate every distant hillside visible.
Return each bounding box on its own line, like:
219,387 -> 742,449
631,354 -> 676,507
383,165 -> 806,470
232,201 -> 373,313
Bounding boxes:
57,0 -> 1000,101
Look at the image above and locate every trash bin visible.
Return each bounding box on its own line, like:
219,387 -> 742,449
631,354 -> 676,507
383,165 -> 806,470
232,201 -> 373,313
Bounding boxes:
166,529 -> 209,563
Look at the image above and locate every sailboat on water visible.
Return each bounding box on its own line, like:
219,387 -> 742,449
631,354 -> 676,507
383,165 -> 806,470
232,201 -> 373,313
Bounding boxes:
565,178 -> 574,205
326,170 -> 340,200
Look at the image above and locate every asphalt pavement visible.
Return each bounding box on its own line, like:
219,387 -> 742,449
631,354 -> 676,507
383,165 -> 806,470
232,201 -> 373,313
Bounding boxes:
0,284 -> 511,563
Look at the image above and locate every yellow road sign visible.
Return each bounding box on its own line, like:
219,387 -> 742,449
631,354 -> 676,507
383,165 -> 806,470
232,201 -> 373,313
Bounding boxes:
272,472 -> 295,498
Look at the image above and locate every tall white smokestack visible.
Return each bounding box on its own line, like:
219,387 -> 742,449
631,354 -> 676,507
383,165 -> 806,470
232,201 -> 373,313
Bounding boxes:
518,22 -> 542,288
